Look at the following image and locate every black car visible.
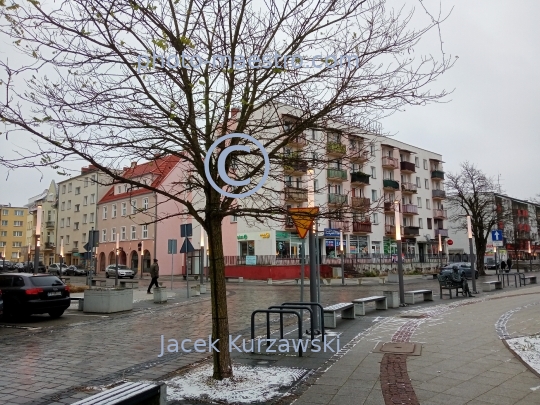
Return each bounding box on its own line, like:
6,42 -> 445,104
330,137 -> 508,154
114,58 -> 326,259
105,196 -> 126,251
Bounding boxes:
0,290 -> 3,317
440,262 -> 479,279
26,261 -> 47,273
0,273 -> 70,318
65,265 -> 87,276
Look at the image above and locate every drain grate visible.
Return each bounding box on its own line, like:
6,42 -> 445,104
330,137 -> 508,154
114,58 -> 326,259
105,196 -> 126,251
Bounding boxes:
373,342 -> 422,356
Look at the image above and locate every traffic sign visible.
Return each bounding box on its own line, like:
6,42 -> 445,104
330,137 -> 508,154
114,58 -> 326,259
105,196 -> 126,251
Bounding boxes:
179,238 -> 195,253
447,239 -> 454,246
288,207 -> 319,239
491,230 -> 504,247
180,224 -> 193,237
167,239 -> 178,254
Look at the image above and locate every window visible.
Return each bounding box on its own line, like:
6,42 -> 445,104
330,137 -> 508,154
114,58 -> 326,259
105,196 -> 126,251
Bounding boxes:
102,229 -> 107,242
75,187 -> 81,195
91,174 -> 96,183
416,177 -> 421,187
231,215 -> 238,223
102,206 -> 108,219
370,144 -> 375,156
74,222 -> 79,230
121,226 -> 126,240
61,202 -> 65,211
424,179 -> 430,189
60,218 -> 65,228
83,214 -> 88,224
427,218 -> 432,229
0,231 -> 6,237
13,221 -> 23,227
82,233 -> 86,242
131,226 -> 136,240
90,212 -> 95,223
314,179 -> 319,192
66,217 -> 71,227
419,218 -> 424,229
13,231 -> 23,237
142,225 -> 148,239
415,157 -> 420,168
0,220 -> 7,226
417,197 -> 422,208
66,235 -> 70,244
62,185 -> 66,194
74,241 -> 78,248
12,242 -> 22,248
112,204 -> 117,218
84,177 -> 89,187
370,166 -> 376,179
1,209 -> 9,216
0,241 -> 5,247
68,183 -> 72,192
426,199 -> 431,209
83,196 -> 88,206
371,190 -> 377,202
124,184 -> 128,193
121,202 -> 127,216
117,186 -> 122,194
90,194 -> 95,204
311,129 -> 316,140
74,204 -> 80,212
67,200 -> 71,210
111,227 -> 116,242
143,198 -> 149,210
423,159 -> 428,170
15,210 -> 24,216
131,200 -> 137,214
372,213 -> 379,224
11,252 -> 19,259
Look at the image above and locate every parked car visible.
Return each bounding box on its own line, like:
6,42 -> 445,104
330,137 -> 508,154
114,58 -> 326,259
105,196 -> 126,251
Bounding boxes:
26,261 -> 47,273
105,265 -> 135,279
0,273 -> 70,318
484,258 -> 500,270
0,290 -> 3,317
65,265 -> 87,276
48,263 -> 68,276
0,260 -> 15,271
440,262 -> 479,279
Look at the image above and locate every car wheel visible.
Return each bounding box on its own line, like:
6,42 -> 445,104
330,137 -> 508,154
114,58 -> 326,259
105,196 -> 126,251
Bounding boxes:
105,272 -> 109,278
48,309 -> 64,318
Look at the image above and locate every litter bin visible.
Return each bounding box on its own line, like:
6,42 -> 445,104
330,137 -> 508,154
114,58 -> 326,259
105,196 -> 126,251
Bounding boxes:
153,287 -> 167,303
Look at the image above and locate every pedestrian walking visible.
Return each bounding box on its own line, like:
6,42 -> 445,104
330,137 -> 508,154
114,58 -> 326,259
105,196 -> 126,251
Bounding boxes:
500,260 -> 507,273
507,256 -> 513,271
147,259 -> 160,294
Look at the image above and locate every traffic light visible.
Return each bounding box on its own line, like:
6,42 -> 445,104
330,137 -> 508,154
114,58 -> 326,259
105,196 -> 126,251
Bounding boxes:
137,242 -> 142,252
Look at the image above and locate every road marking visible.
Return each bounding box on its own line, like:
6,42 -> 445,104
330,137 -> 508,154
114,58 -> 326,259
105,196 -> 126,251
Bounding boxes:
0,324 -> 41,330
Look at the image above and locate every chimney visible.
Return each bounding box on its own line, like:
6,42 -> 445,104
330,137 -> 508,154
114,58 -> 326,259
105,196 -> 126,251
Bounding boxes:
130,161 -> 137,168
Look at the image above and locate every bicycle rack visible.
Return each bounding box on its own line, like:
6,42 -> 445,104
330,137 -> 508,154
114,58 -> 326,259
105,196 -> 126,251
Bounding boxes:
250,309 -> 303,356
282,302 -> 325,336
268,305 -> 314,341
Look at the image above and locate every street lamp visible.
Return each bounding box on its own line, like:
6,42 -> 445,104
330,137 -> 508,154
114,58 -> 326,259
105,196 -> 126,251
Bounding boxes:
34,204 -> 42,275
494,245 -> 498,276
27,243 -> 31,272
438,233 -> 443,269
467,215 -> 478,294
1,248 -> 5,270
200,229 -> 205,286
528,241 -> 532,272
115,232 -> 119,286
394,200 -> 405,305
340,229 -> 345,285
59,237 -> 64,278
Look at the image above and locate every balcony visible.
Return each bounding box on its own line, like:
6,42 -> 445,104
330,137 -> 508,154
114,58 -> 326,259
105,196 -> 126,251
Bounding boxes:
403,226 -> 420,236
71,247 -> 79,253
384,201 -> 395,213
433,209 -> 447,219
326,141 -> 346,156
400,161 -> 416,173
44,242 -> 55,250
381,156 -> 399,169
351,197 -> 370,210
352,221 -> 372,233
327,168 -> 347,181
286,134 -> 307,148
385,224 -> 396,236
383,179 -> 400,190
329,220 -> 350,232
402,204 -> 418,215
516,231 -> 531,240
284,186 -> 308,202
517,223 -> 531,232
432,189 -> 446,199
283,158 -> 308,176
328,194 -> 348,205
350,172 -> 370,186
431,170 -> 445,180
434,229 -> 449,237
350,149 -> 369,163
46,221 -> 55,229
401,182 -> 418,194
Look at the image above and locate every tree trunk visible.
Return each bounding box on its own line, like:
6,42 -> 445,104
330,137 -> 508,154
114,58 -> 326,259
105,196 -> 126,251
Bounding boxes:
475,239 -> 487,276
207,217 -> 233,379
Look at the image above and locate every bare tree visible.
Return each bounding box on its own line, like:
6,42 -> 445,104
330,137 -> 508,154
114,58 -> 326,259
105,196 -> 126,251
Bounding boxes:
0,0 -> 453,379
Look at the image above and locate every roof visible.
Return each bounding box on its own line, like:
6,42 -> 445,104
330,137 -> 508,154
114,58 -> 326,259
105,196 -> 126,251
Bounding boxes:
98,155 -> 181,204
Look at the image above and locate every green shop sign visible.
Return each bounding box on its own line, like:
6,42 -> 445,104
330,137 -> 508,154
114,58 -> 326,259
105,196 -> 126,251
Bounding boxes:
276,231 -> 290,239
237,234 -> 248,240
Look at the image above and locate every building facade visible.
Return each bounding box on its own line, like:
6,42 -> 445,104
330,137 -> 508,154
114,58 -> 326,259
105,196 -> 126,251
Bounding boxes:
0,204 -> 28,262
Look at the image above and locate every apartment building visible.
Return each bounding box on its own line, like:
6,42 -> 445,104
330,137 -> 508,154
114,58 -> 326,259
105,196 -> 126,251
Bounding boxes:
56,166 -> 110,266
25,189 -> 48,263
229,105 -> 447,262
39,181 -> 59,265
0,204 -> 28,261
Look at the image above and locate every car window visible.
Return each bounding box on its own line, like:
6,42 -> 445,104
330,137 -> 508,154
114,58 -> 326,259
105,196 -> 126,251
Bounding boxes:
13,276 -> 25,287
0,276 -> 12,287
30,276 -> 63,286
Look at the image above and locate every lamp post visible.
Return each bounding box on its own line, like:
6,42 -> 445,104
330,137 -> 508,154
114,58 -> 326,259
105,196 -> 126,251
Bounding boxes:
27,243 -> 31,272
33,204 -> 42,275
494,246 -> 498,277
528,241 -> 532,272
394,200 -> 405,305
467,215 -> 478,294
200,230 -> 205,286
140,240 -> 144,279
115,233 -> 119,287
59,238 -> 64,278
340,229 -> 345,285
1,248 -> 4,270
438,233 -> 442,270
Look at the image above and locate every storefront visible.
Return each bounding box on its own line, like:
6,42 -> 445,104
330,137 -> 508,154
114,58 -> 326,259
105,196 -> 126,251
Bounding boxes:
324,228 -> 345,257
349,236 -> 369,257
275,231 -> 304,258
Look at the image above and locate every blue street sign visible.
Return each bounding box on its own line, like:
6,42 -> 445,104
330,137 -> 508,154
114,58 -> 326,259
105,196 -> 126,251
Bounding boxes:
168,239 -> 178,254
179,238 -> 195,253
491,230 -> 503,241
324,228 -> 340,237
180,224 -> 193,237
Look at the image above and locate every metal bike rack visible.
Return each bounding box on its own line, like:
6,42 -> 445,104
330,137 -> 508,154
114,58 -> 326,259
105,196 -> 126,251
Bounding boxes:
268,305 -> 314,341
250,309 -> 304,356
282,301 -> 325,336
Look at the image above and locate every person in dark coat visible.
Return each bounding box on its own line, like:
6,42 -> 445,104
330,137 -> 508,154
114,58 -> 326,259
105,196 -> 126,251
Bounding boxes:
507,256 -> 513,271
451,266 -> 473,297
147,259 -> 160,294
500,260 -> 507,273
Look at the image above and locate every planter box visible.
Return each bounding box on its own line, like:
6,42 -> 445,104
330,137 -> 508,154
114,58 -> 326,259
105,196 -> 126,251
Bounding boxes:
83,288 -> 133,313
199,284 -> 207,294
153,287 -> 168,303
387,272 -> 399,283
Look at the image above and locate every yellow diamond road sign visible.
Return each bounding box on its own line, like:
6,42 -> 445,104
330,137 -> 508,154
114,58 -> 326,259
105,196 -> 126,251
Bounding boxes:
288,207 -> 319,239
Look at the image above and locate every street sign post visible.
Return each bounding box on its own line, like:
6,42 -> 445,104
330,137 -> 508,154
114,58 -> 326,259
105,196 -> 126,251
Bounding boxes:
168,239 -> 178,290
491,230 -> 504,247
180,237 -> 195,298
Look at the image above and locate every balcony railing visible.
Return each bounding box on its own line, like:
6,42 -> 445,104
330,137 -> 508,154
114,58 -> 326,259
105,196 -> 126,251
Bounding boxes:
353,222 -> 372,233
402,204 -> 418,215
46,221 -> 55,229
351,197 -> 370,210
328,194 -> 348,205
432,189 -> 446,199
404,226 -> 420,236
284,186 -> 308,202
329,220 -> 350,231
283,158 -> 308,174
401,182 -> 418,193
433,209 -> 447,219
381,156 -> 399,169
286,134 -> 307,148
400,161 -> 416,173
434,229 -> 448,237
44,242 -> 55,250
327,168 -> 347,181
350,149 -> 369,163
350,172 -> 370,186
326,141 -> 346,155
384,201 -> 395,212
431,170 -> 445,180
385,224 -> 396,235
383,179 -> 400,190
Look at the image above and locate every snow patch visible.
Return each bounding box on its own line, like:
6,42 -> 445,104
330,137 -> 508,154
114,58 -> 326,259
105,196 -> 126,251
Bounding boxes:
506,334 -> 540,376
166,363 -> 307,404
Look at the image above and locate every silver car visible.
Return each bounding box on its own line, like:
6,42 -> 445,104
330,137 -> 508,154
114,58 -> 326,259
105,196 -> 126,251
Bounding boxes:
105,265 -> 135,279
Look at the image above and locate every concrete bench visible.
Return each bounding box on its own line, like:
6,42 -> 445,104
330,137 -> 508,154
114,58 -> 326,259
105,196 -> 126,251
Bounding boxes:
225,276 -> 243,283
72,381 -> 166,405
91,279 -> 107,287
352,296 -> 387,316
523,276 -> 537,285
483,280 -> 503,291
323,303 -> 355,328
190,285 -> 201,296
404,289 -> 433,305
119,280 -> 139,289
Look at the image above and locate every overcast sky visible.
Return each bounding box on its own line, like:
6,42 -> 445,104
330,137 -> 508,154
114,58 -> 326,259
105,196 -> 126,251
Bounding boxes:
1,0 -> 539,207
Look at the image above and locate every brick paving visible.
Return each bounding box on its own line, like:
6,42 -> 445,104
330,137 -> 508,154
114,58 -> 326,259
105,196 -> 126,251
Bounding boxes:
380,355 -> 419,405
